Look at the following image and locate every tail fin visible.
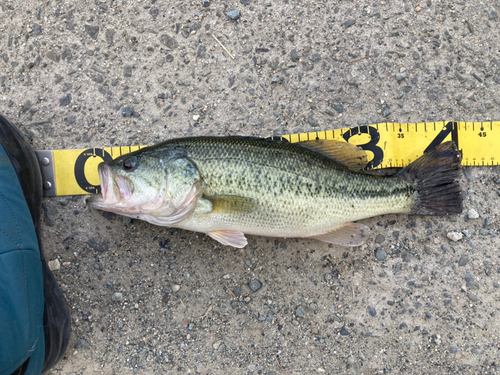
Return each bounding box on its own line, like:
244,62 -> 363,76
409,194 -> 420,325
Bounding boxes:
400,141 -> 463,215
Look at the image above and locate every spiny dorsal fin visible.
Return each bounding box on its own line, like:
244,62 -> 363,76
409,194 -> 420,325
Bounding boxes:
299,139 -> 368,170
203,195 -> 256,215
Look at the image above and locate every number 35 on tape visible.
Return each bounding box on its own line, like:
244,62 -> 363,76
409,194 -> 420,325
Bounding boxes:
35,121 -> 500,197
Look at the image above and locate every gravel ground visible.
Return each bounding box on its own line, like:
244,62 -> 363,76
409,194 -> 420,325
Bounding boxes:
2,1 -> 500,374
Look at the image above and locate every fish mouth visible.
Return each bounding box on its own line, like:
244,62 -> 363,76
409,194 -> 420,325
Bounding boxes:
88,164 -> 118,206
88,164 -> 134,208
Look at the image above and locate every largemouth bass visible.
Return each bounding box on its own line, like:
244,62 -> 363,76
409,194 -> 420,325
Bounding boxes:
88,137 -> 462,248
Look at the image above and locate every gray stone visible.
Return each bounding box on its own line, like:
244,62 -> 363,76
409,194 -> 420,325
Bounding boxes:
105,29 -> 115,45
375,234 -> 385,244
342,20 -> 355,29
248,279 -> 262,292
122,106 -> 134,116
396,72 -> 407,81
85,25 -> 99,40
375,249 -> 387,261
465,270 -> 475,287
65,116 -> 76,125
332,104 -> 344,114
46,51 -> 60,62
149,6 -> 159,17
468,292 -> 479,302
21,101 -> 32,113
290,49 -> 299,62
59,93 -> 71,106
124,65 -> 133,77
165,54 -> 174,62
367,306 -> 377,316
449,346 -> 458,353
33,24 -> 42,35
74,338 -> 91,349
112,292 -> 123,301
295,305 -> 306,317
62,48 -> 72,62
458,254 -> 470,267
227,10 -> 241,20
161,34 -> 178,49
203,0 -> 210,7
310,53 -> 321,63
87,237 -> 109,252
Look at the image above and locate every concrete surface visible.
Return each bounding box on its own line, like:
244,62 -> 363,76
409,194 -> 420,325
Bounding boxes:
1,0 -> 500,374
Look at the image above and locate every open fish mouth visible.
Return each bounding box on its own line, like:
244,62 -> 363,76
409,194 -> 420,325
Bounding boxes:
88,164 -> 119,206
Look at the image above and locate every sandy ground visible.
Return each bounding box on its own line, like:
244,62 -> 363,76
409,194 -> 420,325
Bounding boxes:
2,0 -> 500,374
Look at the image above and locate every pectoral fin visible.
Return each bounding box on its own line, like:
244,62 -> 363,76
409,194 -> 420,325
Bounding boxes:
299,140 -> 368,170
207,230 -> 248,248
203,195 -> 256,215
308,222 -> 369,246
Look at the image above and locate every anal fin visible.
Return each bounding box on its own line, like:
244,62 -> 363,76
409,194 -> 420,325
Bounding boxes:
308,222 -> 369,247
207,230 -> 248,248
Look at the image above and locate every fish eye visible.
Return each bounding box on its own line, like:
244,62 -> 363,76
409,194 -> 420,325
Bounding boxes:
122,157 -> 136,171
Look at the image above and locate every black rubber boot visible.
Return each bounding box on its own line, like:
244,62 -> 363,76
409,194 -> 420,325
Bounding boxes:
0,114 -> 71,374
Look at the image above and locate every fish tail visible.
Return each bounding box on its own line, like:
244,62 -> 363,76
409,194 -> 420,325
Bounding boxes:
400,141 -> 463,215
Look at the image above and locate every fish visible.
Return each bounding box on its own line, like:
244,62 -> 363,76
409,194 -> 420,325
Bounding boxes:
88,137 -> 462,248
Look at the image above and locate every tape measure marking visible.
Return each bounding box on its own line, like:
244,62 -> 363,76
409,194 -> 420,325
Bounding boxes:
35,121 -> 500,197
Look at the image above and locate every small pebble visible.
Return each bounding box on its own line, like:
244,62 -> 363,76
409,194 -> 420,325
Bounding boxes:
193,114 -> 200,121
295,305 -> 306,317
375,249 -> 387,261
203,0 -> 210,7
212,340 -> 223,350
458,254 -> 470,267
311,327 -> 319,334
111,292 -> 123,301
74,338 -> 91,350
227,10 -> 240,20
462,229 -> 472,238
122,106 -> 134,116
465,270 -> 475,287
468,292 -> 479,303
367,306 -> 377,317
248,279 -> 262,292
374,234 -> 385,244
48,259 -> 60,271
467,208 -> 479,219
449,346 -> 458,354
447,232 -> 463,242
172,284 -> 181,293
396,72 -> 407,81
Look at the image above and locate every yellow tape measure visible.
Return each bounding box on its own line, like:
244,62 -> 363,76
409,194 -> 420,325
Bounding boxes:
35,121 -> 499,197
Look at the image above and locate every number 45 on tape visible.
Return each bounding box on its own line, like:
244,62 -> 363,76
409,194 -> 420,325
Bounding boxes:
35,121 -> 499,197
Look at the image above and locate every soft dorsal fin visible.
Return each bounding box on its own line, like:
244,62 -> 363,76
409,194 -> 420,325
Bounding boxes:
299,139 -> 368,170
